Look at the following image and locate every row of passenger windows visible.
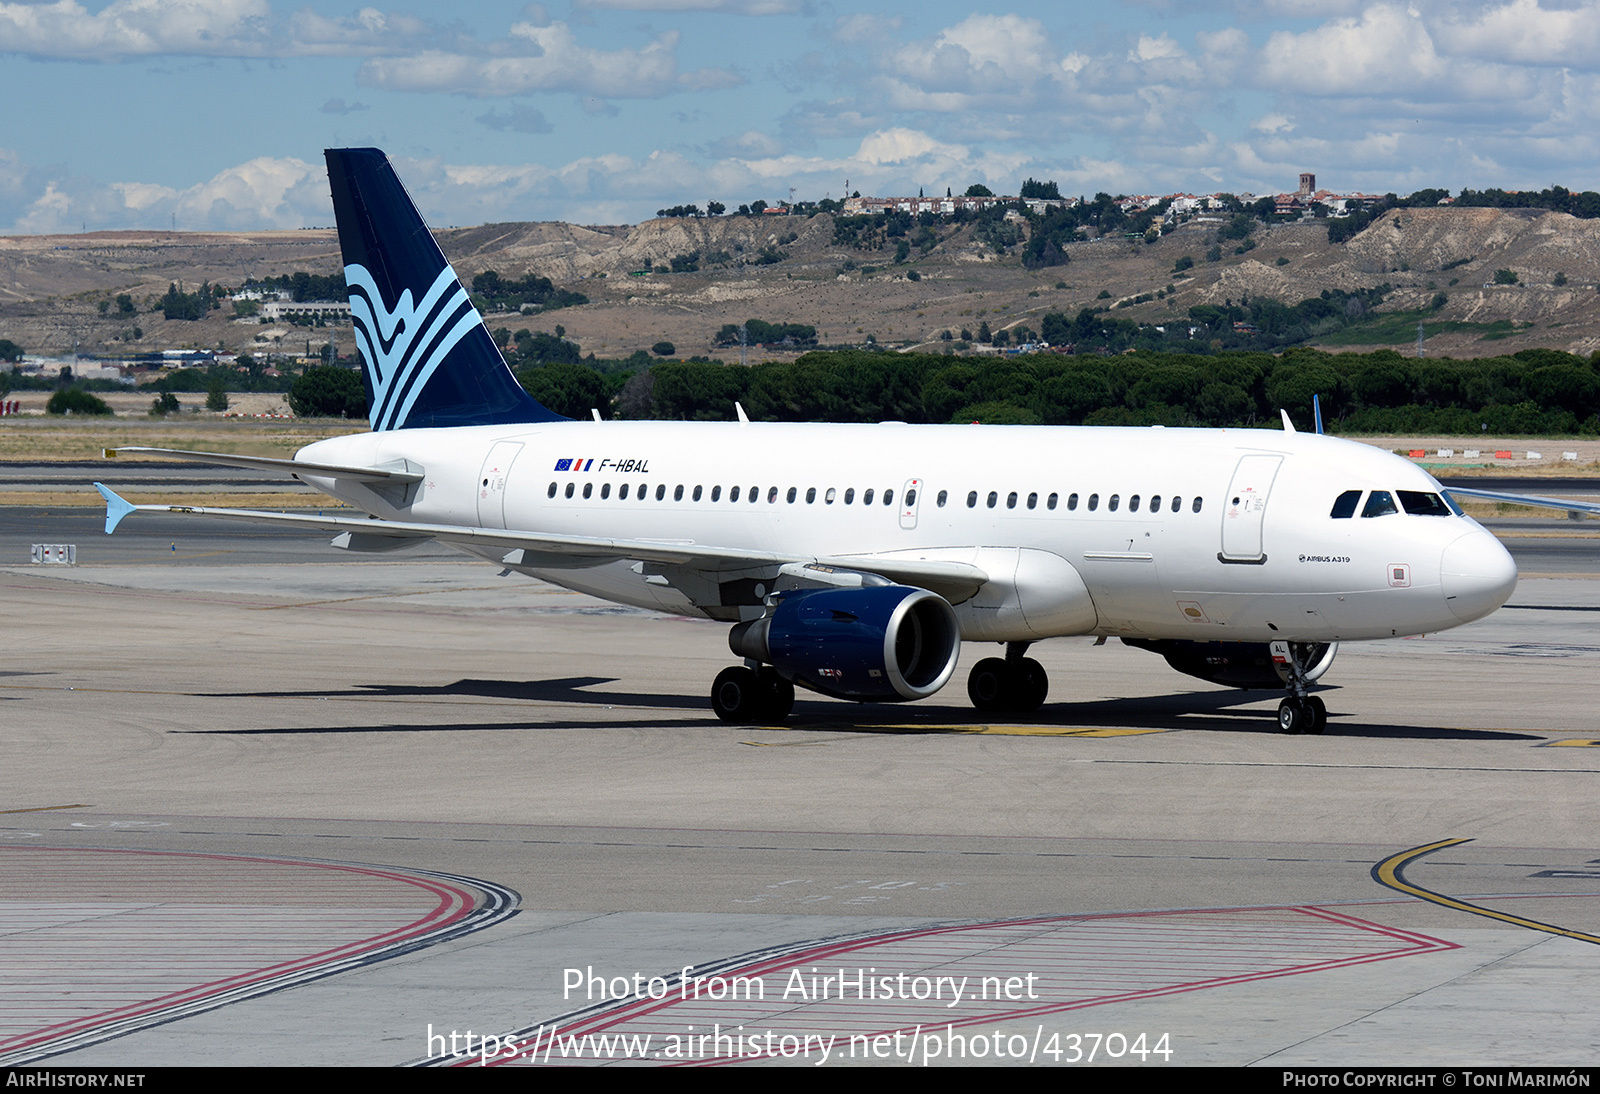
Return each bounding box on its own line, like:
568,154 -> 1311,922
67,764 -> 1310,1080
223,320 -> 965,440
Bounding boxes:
545,479 -> 1203,515
1329,489 -> 1455,519
547,481 -> 905,505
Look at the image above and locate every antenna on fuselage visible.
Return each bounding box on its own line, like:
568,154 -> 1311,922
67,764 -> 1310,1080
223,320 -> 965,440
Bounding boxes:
1313,393 -> 1324,435
1280,409 -> 1296,433
591,408 -> 602,422
735,402 -> 750,425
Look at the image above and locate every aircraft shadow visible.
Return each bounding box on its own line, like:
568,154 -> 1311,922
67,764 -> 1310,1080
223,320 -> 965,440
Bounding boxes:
189,677 -> 1539,741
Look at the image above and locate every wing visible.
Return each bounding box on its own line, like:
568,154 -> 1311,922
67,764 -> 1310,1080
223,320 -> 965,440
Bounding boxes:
92,485 -> 989,604
1443,486 -> 1600,518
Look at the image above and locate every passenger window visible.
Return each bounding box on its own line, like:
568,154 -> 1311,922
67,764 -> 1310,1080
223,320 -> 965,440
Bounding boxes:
751,486 -> 760,503
565,482 -> 575,499
863,488 -> 875,505
601,483 -> 611,499
1047,492 -> 1058,510
656,484 -> 666,501
583,483 -> 593,499
1361,490 -> 1398,518
1170,496 -> 1180,513
1130,495 -> 1141,512
1027,492 -> 1037,510
806,487 -> 816,503
1067,493 -> 1078,511
547,482 -> 557,498
1006,491 -> 1017,509
825,488 -> 836,504
768,487 -> 779,503
1330,490 -> 1362,519
711,485 -> 721,502
844,488 -> 855,504
987,491 -> 998,508
729,485 -> 740,502
967,491 -> 977,508
1191,497 -> 1202,513
1108,494 -> 1120,512
905,488 -> 916,506
1399,490 -> 1451,516
692,485 -> 702,501
936,490 -> 947,507
1150,495 -> 1160,512
673,485 -> 684,501
1088,493 -> 1099,511
620,483 -> 630,500
884,489 -> 894,506
786,487 -> 797,503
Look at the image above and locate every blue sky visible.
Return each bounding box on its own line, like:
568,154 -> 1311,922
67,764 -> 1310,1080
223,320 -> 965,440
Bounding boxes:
1,0 -> 1596,232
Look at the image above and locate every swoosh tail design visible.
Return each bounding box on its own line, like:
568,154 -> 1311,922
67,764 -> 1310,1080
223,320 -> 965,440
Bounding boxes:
325,148 -> 568,430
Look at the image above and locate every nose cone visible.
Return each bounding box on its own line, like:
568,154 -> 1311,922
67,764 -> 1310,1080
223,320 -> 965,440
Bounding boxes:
1440,530 -> 1518,623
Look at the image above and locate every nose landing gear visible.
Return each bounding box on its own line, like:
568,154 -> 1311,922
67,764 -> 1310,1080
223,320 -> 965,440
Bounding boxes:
1271,640 -> 1336,735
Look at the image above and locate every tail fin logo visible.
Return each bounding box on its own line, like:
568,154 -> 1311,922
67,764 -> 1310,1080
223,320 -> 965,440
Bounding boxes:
346,262 -> 481,432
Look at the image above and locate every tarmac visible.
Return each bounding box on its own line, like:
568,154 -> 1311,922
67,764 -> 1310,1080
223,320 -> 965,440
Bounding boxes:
2,504 -> 1599,1067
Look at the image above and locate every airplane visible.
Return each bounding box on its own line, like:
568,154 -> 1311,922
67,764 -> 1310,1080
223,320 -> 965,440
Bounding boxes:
93,147 -> 1521,735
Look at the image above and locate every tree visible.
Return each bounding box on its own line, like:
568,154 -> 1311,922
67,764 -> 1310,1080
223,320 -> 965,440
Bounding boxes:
150,391 -> 181,416
706,201 -> 725,216
1494,269 -> 1519,285
0,338 -> 22,363
47,389 -> 112,416
206,376 -> 229,412
652,341 -> 676,357
964,184 -> 994,198
289,366 -> 367,419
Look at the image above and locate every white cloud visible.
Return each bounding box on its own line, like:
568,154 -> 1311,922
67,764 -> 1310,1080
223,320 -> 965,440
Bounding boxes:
572,0 -> 802,12
889,14 -> 1058,94
0,0 -> 271,60
358,22 -> 739,97
1433,0 -> 1600,68
10,154 -> 327,233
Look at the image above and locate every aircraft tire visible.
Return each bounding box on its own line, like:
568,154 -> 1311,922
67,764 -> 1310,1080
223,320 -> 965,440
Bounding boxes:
967,658 -> 1011,713
1015,658 -> 1049,712
1305,695 -> 1327,735
757,667 -> 795,721
1277,698 -> 1305,735
712,666 -> 763,723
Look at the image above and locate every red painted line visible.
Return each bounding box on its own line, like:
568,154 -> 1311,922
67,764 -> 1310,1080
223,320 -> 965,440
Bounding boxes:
0,847 -> 479,1054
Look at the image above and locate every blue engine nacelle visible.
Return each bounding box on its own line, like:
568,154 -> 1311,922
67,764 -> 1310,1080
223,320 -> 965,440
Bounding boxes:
728,585 -> 961,702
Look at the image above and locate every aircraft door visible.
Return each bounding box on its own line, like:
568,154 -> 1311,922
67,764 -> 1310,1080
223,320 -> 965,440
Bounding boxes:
477,441 -> 524,529
899,478 -> 924,530
1219,454 -> 1282,563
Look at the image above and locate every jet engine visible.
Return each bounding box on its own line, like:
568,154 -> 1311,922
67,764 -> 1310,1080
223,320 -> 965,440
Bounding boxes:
729,585 -> 961,702
1122,638 -> 1337,689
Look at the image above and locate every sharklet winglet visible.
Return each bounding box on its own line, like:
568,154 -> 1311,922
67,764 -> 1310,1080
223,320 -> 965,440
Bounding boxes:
94,483 -> 138,535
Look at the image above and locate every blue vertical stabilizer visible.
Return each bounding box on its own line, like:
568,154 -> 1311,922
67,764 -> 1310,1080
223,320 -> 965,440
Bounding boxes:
324,148 -> 568,430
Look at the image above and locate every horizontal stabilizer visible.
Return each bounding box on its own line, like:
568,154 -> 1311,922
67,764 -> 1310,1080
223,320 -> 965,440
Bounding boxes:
93,483 -> 137,534
105,447 -> 423,484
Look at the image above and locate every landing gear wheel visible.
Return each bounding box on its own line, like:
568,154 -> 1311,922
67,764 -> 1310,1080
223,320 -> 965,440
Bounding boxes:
1277,697 -> 1306,735
1015,658 -> 1049,712
968,658 -> 1011,712
756,667 -> 795,721
711,666 -> 762,723
1305,695 -> 1327,735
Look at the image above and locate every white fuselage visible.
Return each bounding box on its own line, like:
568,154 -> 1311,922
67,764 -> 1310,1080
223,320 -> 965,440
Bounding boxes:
295,421 -> 1518,645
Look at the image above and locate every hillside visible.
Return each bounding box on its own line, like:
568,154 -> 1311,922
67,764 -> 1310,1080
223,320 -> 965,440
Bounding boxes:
4,205 -> 1600,363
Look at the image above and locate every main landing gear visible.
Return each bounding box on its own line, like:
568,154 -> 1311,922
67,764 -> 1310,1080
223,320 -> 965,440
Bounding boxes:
967,642 -> 1049,714
1271,640 -> 1333,735
711,664 -> 795,724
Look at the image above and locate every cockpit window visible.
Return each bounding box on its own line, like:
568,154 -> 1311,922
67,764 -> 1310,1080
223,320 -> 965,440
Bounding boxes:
1398,490 -> 1451,516
1329,490 -> 1362,519
1444,492 -> 1464,517
1361,490 -> 1398,518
